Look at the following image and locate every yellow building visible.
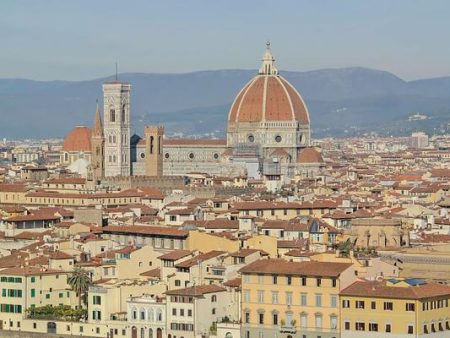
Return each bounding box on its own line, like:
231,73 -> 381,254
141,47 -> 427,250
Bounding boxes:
186,231 -> 240,253
0,267 -> 77,329
340,278 -> 450,337
239,259 -> 355,338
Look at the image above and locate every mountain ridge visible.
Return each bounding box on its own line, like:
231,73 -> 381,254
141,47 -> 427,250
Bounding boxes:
1,67 -> 450,139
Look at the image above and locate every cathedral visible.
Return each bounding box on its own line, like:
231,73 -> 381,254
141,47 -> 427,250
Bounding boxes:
61,43 -> 324,183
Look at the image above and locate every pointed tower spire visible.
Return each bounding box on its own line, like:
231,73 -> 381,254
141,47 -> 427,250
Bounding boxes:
259,41 -> 278,75
93,99 -> 103,137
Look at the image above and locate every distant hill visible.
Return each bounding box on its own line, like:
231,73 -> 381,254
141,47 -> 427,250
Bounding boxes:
1,67 -> 450,139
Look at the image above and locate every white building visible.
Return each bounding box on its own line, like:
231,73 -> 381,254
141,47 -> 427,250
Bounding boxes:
127,294 -> 166,338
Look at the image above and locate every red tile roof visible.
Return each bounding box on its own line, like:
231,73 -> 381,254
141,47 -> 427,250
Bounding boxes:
165,284 -> 226,296
239,259 -> 352,277
101,225 -> 188,238
340,280 -> 450,300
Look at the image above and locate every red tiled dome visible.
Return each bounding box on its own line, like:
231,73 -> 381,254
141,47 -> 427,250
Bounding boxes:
228,75 -> 310,124
297,147 -> 324,164
63,126 -> 91,152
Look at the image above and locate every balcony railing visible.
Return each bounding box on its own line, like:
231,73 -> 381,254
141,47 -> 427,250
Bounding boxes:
280,325 -> 296,333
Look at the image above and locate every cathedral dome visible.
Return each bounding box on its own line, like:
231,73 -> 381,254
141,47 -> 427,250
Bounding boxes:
63,126 -> 91,152
228,43 -> 309,125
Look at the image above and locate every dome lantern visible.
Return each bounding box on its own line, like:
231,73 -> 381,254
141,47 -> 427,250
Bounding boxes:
259,41 -> 278,76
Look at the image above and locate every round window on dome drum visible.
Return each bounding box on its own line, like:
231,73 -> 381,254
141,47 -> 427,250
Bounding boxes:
189,153 -> 195,159
213,153 -> 219,160
165,153 -> 170,159
248,135 -> 255,143
140,153 -> 145,159
275,135 -> 282,143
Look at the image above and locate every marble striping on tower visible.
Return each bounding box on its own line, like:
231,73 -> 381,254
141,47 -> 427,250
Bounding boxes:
103,82 -> 131,177
62,43 -> 324,181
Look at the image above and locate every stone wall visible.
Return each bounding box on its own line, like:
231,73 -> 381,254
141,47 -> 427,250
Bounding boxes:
0,330 -> 95,338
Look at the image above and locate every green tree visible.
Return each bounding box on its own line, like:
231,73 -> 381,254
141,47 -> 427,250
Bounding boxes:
337,239 -> 353,257
68,267 -> 91,308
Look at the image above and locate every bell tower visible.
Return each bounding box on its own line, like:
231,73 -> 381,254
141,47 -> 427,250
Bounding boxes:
103,81 -> 131,177
90,101 -> 104,182
144,126 -> 164,177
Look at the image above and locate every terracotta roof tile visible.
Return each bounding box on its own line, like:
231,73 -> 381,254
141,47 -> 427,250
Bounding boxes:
239,259 -> 352,277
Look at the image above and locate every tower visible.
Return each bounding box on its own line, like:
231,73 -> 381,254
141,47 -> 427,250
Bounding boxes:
91,101 -> 105,182
144,126 -> 164,177
103,81 -> 131,177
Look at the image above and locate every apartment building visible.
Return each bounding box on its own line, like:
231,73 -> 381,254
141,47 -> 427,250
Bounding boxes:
239,259 -> 356,338
0,267 -> 76,329
165,284 -> 234,338
340,278 -> 450,338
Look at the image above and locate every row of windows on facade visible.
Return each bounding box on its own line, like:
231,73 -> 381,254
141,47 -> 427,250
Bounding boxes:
136,327 -> 163,338
108,135 -> 128,145
109,107 -> 127,123
245,134 -> 305,144
244,311 -> 337,330
171,308 -> 193,317
343,298 -> 449,311
170,323 -> 194,331
110,235 -> 183,250
243,275 -> 337,287
244,332 -> 324,338
343,321 -> 450,334
244,290 -> 337,307
0,276 -> 59,283
163,152 -> 220,160
28,321 -> 109,335
243,208 -> 320,217
131,308 -> 164,321
28,197 -> 139,205
3,288 -> 69,299
108,153 -> 128,163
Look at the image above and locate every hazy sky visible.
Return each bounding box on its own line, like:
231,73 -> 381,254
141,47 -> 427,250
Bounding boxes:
1,0 -> 450,81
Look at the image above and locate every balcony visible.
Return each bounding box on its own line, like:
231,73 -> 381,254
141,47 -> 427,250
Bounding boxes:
279,325 -> 296,334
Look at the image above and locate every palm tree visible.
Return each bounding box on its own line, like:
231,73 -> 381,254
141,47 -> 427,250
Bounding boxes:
337,239 -> 353,257
68,267 -> 91,308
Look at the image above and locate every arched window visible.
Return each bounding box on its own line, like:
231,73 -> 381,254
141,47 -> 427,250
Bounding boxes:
212,308 -> 216,315
148,329 -> 153,338
121,104 -> 126,122
148,308 -> 154,321
150,136 -> 154,154
156,309 -> 162,321
140,328 -> 145,338
132,307 -> 137,320
225,333 -> 233,338
110,109 -> 116,122
140,308 -> 145,320
64,153 -> 68,162
315,313 -> 323,328
211,295 -> 217,302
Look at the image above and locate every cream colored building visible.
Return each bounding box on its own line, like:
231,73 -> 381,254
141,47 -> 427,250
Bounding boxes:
239,259 -> 356,338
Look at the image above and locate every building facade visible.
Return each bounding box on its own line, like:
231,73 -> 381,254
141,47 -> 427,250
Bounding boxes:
239,259 -> 356,338
62,43 -> 323,180
340,279 -> 450,338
